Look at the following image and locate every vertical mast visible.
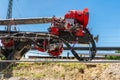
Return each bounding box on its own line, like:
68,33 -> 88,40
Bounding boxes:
6,0 -> 13,31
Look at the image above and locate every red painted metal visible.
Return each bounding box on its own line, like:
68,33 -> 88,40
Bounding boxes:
48,44 -> 63,56
65,8 -> 89,27
1,39 -> 14,48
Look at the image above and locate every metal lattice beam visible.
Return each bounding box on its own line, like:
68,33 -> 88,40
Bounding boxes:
6,0 -> 13,19
6,0 -> 13,31
0,17 -> 52,26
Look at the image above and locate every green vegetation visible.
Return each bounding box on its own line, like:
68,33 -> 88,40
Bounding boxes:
0,56 -> 6,60
105,56 -> 120,60
105,50 -> 120,60
115,50 -> 120,53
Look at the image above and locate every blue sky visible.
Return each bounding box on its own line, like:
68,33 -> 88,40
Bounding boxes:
0,0 -> 120,47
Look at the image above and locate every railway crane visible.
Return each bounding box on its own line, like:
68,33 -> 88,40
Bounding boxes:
0,1 -> 98,72
0,8 -> 97,62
